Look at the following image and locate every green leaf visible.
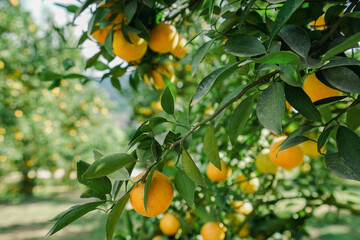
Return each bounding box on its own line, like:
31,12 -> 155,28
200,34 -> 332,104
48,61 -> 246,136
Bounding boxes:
325,153 -> 360,181
47,201 -> 105,237
285,84 -> 322,122
77,31 -> 88,47
347,105 -> 360,131
191,39 -> 215,77
256,82 -> 285,135
254,51 -> 301,65
106,193 -> 130,240
214,85 -> 246,126
279,64 -> 301,87
77,161 -> 112,194
174,170 -> 195,206
278,25 -> 310,59
80,189 -> 106,200
125,0 -> 138,22
336,126 -> 360,174
322,32 -> 360,62
182,148 -> 207,187
279,136 -> 310,151
161,87 -> 175,115
268,0 -> 304,47
229,95 -> 255,144
82,153 -> 136,179
143,0 -> 154,8
343,11 -> 360,19
104,27 -> 114,56
111,77 -> 121,91
143,169 -> 154,212
321,57 -> 360,70
318,125 -> 337,153
86,51 -> 102,69
38,71 -> 62,81
204,124 -> 221,170
191,62 -> 238,106
108,168 -> 130,181
93,150 -> 103,161
63,73 -> 87,79
94,61 -> 109,71
322,67 -> 360,94
224,34 -> 266,57
74,0 -> 96,22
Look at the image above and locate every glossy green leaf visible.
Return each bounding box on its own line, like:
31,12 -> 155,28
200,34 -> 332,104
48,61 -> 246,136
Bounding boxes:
322,67 -> 360,94
82,153 -> 136,179
204,124 -> 221,170
336,126 -> 360,174
106,193 -> 130,240
182,148 -> 207,187
191,39 -> 215,77
279,64 -> 301,87
80,189 -> 106,200
285,84 -> 322,122
256,82 -> 285,135
143,169 -> 154,212
125,0 -> 137,22
191,62 -> 238,106
93,150 -> 103,161
224,34 -> 266,57
268,0 -> 304,47
279,136 -> 310,151
325,153 -> 360,181
278,25 -> 310,59
47,201 -> 105,237
161,87 -> 175,115
347,105 -> 360,131
229,95 -> 254,145
104,27 -> 114,56
322,32 -> 360,62
254,51 -> 301,65
77,161 -> 112,194
174,170 -> 195,206
321,57 -> 360,70
86,51 -> 102,69
318,125 -> 337,153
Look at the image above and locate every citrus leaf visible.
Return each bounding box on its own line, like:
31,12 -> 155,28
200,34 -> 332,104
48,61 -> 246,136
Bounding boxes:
256,82 -> 285,135
318,125 -> 337,153
182,148 -> 207,187
77,161 -> 112,194
278,25 -> 310,59
104,27 -> 114,57
82,153 -> 136,179
125,0 -> 137,22
106,193 -> 130,240
161,87 -> 175,115
325,153 -> 360,181
321,57 -> 360,70
47,201 -> 105,237
80,189 -> 106,200
191,39 -> 215,77
224,34 -> 266,57
347,105 -> 360,131
279,64 -> 302,87
279,136 -> 310,151
143,169 -> 154,212
174,170 -> 195,206
322,67 -> 360,94
254,51 -> 301,65
229,95 -> 255,145
322,32 -> 360,62
204,124 -> 221,170
336,126 -> 360,174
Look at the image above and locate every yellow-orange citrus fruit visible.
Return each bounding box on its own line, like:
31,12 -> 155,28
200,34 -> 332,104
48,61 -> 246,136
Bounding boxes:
149,63 -> 175,89
149,23 -> 179,53
255,149 -> 278,174
92,27 -> 111,45
159,213 -> 180,236
237,175 -> 257,194
130,171 -> 174,217
152,236 -> 163,240
171,37 -> 187,58
113,30 -> 147,62
9,0 -> 19,6
238,223 -> 251,238
200,222 -> 226,240
302,140 -> 322,157
311,14 -> 327,30
303,73 -> 341,102
206,161 -> 230,182
232,201 -> 253,215
269,136 -> 304,170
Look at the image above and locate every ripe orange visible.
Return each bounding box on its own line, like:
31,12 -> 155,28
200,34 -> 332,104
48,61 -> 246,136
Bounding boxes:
149,63 -> 175,89
206,161 -> 230,182
302,140 -> 322,157
92,27 -> 111,45
149,23 -> 179,53
303,73 -> 341,102
269,136 -> 304,170
255,149 -> 278,174
311,14 -> 327,30
237,175 -> 257,194
159,213 -> 180,236
238,223 -> 251,238
112,30 -> 147,62
200,222 -> 226,240
171,37 -> 187,58
232,201 -> 253,215
152,236 -> 162,240
130,171 -> 174,217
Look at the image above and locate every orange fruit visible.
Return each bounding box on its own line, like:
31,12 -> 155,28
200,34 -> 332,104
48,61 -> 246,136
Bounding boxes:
130,171 -> 174,217
171,37 -> 187,58
269,136 -> 304,170
92,27 -> 111,45
200,222 -> 226,240
238,223 -> 251,238
149,23 -> 179,53
152,236 -> 163,240
255,149 -> 278,174
302,133 -> 325,157
112,30 -> 147,62
159,213 -> 180,236
303,73 -> 341,102
237,175 -> 257,194
232,201 -> 253,215
149,63 -> 175,89
206,161 -> 230,182
311,14 -> 327,30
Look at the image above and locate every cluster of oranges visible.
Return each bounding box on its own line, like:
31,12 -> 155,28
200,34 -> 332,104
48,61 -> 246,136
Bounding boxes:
91,2 -> 187,89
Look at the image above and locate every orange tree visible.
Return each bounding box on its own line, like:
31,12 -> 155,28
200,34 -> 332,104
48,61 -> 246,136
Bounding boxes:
42,0 -> 360,239
0,2 -> 126,196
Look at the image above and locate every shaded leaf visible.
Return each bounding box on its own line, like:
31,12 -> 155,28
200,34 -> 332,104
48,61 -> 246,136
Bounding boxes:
336,126 -> 360,173
80,189 -> 106,200
106,194 -> 130,240
279,64 -> 301,87
125,0 -> 137,22
322,67 -> 360,94
325,153 -> 360,181
204,124 -> 221,170
182,148 -> 207,187
224,34 -> 266,57
322,32 -> 360,62
191,39 -> 215,77
161,87 -> 175,115
321,57 -> 360,70
347,105 -> 360,131
278,25 -> 310,59
77,161 -> 112,194
174,170 -> 195,206
318,125 -> 337,153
